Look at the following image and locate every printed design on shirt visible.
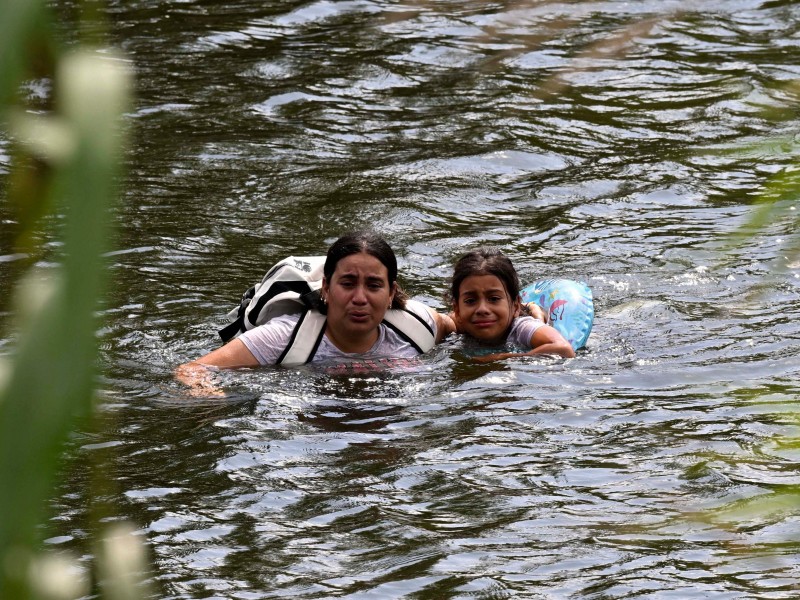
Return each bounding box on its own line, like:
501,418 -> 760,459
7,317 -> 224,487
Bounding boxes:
321,356 -> 421,375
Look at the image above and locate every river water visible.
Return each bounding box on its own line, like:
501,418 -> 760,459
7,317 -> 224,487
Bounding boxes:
4,0 -> 800,598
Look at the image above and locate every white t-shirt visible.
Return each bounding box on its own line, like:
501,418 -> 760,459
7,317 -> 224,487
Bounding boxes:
239,299 -> 436,366
506,316 -> 546,349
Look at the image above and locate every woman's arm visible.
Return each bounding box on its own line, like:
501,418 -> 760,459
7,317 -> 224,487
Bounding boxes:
175,339 -> 260,397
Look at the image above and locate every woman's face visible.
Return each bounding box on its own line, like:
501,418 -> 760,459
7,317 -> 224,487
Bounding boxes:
453,274 -> 519,345
322,252 -> 396,351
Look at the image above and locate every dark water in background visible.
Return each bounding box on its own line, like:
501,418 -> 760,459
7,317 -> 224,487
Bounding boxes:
3,0 -> 800,597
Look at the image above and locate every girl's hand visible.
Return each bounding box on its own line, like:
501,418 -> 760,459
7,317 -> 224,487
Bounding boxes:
525,302 -> 549,323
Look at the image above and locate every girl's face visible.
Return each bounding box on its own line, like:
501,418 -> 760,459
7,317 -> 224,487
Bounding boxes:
322,252 -> 396,350
454,274 -> 520,345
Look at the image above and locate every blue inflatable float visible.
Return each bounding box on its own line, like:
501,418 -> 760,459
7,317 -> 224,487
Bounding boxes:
519,279 -> 594,351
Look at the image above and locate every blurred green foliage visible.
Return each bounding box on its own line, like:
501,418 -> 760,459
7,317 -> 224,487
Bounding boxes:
0,1 -> 152,598
702,81 -> 800,542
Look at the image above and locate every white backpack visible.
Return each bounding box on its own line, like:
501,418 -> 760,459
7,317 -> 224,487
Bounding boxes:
219,256 -> 436,366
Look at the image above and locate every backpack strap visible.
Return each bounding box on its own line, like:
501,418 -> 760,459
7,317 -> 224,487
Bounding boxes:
218,286 -> 256,343
276,310 -> 327,366
219,318 -> 245,344
382,307 -> 436,353
276,306 -> 435,366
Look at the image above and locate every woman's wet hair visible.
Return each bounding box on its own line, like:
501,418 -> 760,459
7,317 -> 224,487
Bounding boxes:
322,230 -> 408,310
448,247 -> 521,305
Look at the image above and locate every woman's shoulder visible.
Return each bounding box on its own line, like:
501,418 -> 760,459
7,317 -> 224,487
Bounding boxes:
238,311 -> 316,365
403,299 -> 438,330
239,311 -> 302,349
248,312 -> 302,333
404,298 -> 431,317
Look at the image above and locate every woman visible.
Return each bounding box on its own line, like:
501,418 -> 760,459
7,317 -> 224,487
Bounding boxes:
176,231 -> 455,395
448,247 -> 575,360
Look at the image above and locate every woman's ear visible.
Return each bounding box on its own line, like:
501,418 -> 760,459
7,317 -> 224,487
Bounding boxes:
321,277 -> 329,300
389,281 -> 397,306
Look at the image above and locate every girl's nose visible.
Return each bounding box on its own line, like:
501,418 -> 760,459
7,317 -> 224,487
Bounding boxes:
475,300 -> 490,314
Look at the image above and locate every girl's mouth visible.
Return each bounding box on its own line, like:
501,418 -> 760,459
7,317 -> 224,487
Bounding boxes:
473,320 -> 496,328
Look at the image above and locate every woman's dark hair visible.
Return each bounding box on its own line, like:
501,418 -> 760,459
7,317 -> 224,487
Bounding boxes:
447,247 -> 521,305
321,230 -> 408,310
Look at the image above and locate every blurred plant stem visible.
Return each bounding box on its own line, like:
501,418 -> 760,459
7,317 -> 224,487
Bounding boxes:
0,1 -> 152,598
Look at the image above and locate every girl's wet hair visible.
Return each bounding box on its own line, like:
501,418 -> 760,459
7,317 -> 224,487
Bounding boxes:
323,230 -> 408,309
448,247 -> 521,305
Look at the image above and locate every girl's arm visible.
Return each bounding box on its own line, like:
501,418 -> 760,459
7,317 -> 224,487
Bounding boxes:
175,339 -> 260,397
427,307 -> 458,343
526,324 -> 575,358
472,323 -> 575,362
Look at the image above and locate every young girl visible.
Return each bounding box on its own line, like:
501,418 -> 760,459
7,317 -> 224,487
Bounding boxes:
448,248 -> 575,360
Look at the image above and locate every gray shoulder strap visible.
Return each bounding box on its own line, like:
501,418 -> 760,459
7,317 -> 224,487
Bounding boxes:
277,311 -> 327,366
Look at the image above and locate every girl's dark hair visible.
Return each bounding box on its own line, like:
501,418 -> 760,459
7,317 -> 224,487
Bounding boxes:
322,230 -> 408,310
448,247 -> 521,305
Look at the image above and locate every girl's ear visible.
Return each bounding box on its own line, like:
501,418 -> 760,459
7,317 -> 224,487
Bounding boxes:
512,297 -> 522,318
389,281 -> 397,305
322,276 -> 329,298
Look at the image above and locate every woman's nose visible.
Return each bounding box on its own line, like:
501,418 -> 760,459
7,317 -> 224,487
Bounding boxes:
351,285 -> 368,304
